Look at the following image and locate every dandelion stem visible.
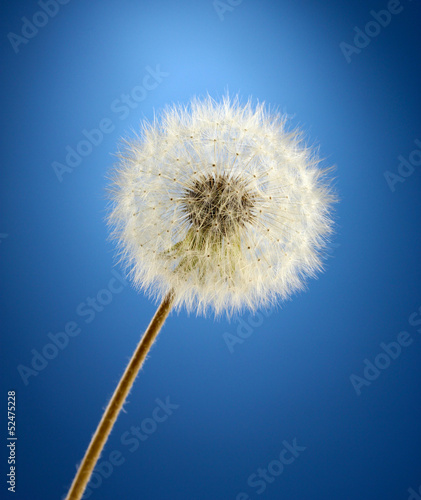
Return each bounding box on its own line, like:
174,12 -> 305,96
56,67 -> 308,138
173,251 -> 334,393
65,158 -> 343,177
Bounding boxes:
65,289 -> 175,500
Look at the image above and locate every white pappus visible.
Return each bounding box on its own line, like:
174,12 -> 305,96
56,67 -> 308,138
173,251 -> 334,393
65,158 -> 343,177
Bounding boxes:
108,95 -> 336,316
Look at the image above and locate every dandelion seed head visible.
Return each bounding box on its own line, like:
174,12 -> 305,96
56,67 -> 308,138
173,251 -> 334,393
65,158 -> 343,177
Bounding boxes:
108,95 -> 336,316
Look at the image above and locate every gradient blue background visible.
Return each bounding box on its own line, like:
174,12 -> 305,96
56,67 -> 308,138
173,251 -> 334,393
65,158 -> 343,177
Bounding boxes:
1,1 -> 421,499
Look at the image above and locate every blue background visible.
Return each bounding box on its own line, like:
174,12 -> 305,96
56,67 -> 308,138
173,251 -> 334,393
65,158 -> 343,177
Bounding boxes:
1,1 -> 421,499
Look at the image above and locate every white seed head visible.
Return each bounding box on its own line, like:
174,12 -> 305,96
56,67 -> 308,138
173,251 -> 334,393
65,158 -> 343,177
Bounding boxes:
108,95 -> 336,316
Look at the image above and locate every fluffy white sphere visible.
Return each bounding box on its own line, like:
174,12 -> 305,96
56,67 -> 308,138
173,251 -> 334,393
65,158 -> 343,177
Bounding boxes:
108,96 -> 335,315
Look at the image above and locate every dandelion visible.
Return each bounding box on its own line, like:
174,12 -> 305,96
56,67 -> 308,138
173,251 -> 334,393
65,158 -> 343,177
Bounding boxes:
65,95 -> 335,499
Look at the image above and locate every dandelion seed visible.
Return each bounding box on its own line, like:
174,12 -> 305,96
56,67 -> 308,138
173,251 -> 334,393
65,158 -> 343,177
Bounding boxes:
108,94 -> 335,315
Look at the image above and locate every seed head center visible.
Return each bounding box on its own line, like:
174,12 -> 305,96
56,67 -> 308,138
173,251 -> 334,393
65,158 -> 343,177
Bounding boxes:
183,174 -> 255,236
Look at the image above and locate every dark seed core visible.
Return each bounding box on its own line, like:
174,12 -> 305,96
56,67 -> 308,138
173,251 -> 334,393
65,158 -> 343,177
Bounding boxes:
182,173 -> 255,236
